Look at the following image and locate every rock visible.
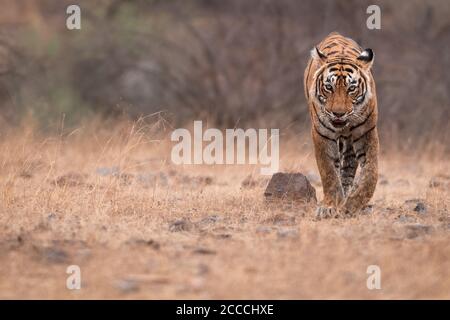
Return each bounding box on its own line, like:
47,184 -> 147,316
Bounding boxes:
179,175 -> 214,187
136,172 -> 169,187
193,247 -> 216,255
264,213 -> 296,226
38,246 -> 69,264
96,166 -> 120,176
115,278 -> 140,293
396,214 -> 416,223
404,199 -> 425,211
169,219 -> 192,232
429,175 -> 450,189
404,224 -> 433,239
413,202 -> 427,214
256,226 -> 272,234
54,172 -> 86,187
264,173 -> 317,203
198,215 -> 221,225
361,205 -> 374,215
47,212 -> 58,221
214,233 -> 231,239
125,238 -> 160,250
277,228 -> 299,239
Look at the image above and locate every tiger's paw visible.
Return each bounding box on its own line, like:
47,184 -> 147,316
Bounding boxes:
314,206 -> 338,220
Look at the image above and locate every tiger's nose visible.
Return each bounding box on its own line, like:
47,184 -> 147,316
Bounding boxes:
332,111 -> 346,118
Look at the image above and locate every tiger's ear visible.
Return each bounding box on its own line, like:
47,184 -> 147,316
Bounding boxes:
357,48 -> 374,69
311,46 -> 327,64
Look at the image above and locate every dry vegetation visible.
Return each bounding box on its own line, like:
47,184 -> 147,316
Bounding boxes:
0,119 -> 448,299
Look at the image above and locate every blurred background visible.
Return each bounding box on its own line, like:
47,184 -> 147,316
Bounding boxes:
0,0 -> 449,151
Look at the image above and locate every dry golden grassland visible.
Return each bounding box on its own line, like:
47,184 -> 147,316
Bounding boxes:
0,119 -> 449,299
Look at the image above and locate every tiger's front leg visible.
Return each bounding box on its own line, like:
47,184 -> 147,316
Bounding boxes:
312,128 -> 344,219
340,128 -> 379,216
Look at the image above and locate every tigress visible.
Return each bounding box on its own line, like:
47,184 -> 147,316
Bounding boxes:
303,32 -> 379,219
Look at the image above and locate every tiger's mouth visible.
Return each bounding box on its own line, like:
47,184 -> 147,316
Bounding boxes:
330,119 -> 348,128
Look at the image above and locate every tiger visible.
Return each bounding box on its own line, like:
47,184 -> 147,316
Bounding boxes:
303,32 -> 379,219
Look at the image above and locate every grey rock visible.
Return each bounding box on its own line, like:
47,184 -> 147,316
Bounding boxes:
264,173 -> 317,203
41,247 -> 69,264
404,224 -> 433,239
169,219 -> 192,232
256,226 -> 272,234
193,247 -> 216,255
96,166 -> 120,176
277,228 -> 299,239
115,279 -> 140,293
265,213 -> 296,226
198,215 -> 221,225
413,202 -> 427,214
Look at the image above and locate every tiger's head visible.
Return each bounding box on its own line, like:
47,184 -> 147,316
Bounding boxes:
310,47 -> 374,129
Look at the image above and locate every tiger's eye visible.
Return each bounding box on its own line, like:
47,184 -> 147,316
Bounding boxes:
348,85 -> 356,92
325,84 -> 333,91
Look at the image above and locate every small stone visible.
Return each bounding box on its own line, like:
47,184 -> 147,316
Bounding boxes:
193,248 -> 216,255
429,175 -> 450,189
361,205 -> 374,215
169,219 -> 191,232
125,238 -> 160,250
265,213 -> 296,226
40,247 -> 69,264
413,202 -> 427,214
256,226 -> 272,234
115,279 -> 140,293
96,166 -> 120,176
54,172 -> 85,187
277,228 -> 299,239
404,224 -> 433,239
305,171 -> 321,186
396,214 -> 416,223
404,199 -> 426,211
264,173 -> 317,203
199,215 -> 221,224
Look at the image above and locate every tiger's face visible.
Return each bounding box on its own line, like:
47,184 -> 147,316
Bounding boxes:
311,48 -> 374,129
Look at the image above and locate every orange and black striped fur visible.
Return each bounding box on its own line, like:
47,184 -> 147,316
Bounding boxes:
304,32 -> 379,218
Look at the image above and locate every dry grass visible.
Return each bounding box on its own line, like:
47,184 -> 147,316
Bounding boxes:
0,119 -> 449,299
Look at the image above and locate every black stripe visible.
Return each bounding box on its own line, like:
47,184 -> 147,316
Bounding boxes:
314,125 -> 335,142
343,148 -> 355,156
323,43 -> 338,49
356,153 -> 366,160
350,108 -> 374,131
312,103 -> 336,133
354,147 -> 365,155
326,62 -> 359,69
341,164 -> 357,170
354,125 -> 376,143
329,154 -> 339,162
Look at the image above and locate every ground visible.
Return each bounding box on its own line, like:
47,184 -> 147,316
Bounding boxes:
0,121 -> 449,299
